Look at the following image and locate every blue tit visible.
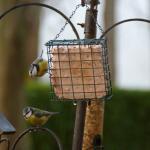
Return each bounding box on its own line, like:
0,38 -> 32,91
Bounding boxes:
22,106 -> 59,126
29,51 -> 48,77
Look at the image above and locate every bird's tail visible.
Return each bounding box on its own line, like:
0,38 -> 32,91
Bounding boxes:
49,112 -> 60,115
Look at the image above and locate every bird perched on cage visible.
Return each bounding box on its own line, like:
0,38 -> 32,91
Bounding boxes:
22,106 -> 59,126
29,50 -> 48,77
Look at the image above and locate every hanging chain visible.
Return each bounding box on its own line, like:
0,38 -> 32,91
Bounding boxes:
54,4 -> 81,40
53,1 -> 104,40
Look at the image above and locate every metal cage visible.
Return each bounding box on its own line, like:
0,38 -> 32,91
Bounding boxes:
45,38 -> 112,101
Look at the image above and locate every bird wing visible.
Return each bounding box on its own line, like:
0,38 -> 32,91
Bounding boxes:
42,111 -> 59,116
33,108 -> 59,117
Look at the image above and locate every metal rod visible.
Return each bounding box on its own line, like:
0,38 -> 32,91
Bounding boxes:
11,127 -> 63,150
0,138 -> 10,150
100,18 -> 150,39
0,2 -> 80,39
72,101 -> 87,150
72,1 -> 98,150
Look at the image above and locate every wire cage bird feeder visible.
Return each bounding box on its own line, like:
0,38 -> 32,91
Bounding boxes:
46,38 -> 112,101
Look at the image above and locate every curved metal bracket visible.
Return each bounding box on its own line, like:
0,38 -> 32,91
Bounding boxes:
0,2 -> 80,39
11,127 -> 63,150
100,18 -> 150,40
0,138 -> 10,150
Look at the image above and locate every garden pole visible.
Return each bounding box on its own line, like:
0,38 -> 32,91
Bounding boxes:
72,0 -> 99,150
82,0 -> 105,149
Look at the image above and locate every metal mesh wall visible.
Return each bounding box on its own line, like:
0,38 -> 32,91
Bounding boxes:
45,39 -> 112,101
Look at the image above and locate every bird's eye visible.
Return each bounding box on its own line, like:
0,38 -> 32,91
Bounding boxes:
26,111 -> 32,118
33,64 -> 39,71
24,107 -> 32,118
23,107 -> 30,116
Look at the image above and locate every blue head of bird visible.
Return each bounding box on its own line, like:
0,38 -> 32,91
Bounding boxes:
23,107 -> 33,120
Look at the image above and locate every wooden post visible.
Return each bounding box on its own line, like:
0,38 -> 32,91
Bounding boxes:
72,101 -> 87,150
82,1 -> 105,149
72,0 -> 100,150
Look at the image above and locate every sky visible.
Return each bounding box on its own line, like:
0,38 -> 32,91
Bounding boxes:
115,0 -> 150,89
38,0 -> 150,89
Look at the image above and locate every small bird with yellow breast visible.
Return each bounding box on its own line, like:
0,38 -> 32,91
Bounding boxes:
22,106 -> 59,126
29,50 -> 48,77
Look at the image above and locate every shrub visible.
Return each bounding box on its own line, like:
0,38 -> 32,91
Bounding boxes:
25,83 -> 150,150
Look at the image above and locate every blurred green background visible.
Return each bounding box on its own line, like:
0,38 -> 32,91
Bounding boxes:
25,82 -> 150,150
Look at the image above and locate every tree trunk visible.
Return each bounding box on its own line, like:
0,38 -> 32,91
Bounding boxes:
0,1 -> 40,150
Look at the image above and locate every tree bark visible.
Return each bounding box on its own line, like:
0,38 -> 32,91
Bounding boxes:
0,1 -> 40,150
